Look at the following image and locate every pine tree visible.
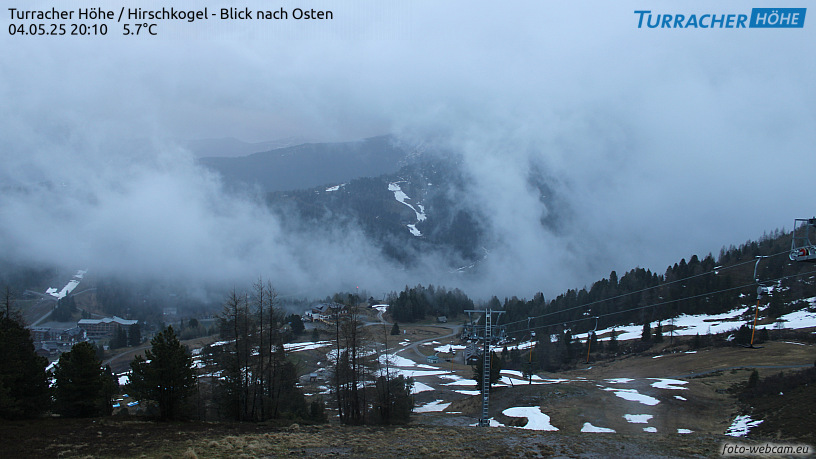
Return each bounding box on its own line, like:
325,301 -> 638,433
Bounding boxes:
101,365 -> 118,416
0,306 -> 51,419
654,322 -> 663,343
54,341 -> 114,417
472,351 -> 501,393
128,326 -> 195,420
390,322 -> 400,335
52,295 -> 77,322
371,374 -> 413,424
128,322 -> 141,347
735,324 -> 752,345
608,329 -> 619,352
288,314 -> 305,335
757,327 -> 769,344
309,396 -> 327,423
642,321 -> 652,342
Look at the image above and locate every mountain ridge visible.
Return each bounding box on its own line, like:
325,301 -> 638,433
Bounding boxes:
198,135 -> 410,193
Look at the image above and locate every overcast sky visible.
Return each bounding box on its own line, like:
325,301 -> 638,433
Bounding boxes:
1,1 -> 814,299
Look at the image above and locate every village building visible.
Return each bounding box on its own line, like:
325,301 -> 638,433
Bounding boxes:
30,323 -> 86,343
77,316 -> 138,341
304,302 -> 347,323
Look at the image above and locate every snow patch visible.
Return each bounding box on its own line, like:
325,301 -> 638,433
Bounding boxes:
455,390 -> 481,396
605,378 -> 634,384
643,427 -> 657,433
595,307 -> 779,342
283,341 -> 333,352
649,378 -> 688,390
434,344 -> 466,353
469,418 -> 504,427
603,387 -> 660,406
380,353 -> 419,368
411,381 -> 434,394
491,340 -> 535,351
502,406 -> 559,431
726,415 -> 763,437
623,414 -> 653,424
415,400 -> 450,412
581,422 -> 616,433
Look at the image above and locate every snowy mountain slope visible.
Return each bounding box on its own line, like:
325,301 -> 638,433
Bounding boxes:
266,156 -> 488,269
388,181 -> 426,237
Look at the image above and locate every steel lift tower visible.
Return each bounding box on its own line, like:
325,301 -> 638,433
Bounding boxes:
465,308 -> 504,427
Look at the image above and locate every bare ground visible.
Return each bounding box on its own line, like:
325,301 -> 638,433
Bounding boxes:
0,417 -> 736,458
9,329 -> 811,458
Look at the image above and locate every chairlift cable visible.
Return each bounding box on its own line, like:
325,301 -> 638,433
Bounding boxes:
500,250 -> 791,330
503,266 -> 816,341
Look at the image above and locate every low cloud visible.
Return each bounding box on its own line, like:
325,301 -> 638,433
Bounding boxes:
1,1 -> 813,300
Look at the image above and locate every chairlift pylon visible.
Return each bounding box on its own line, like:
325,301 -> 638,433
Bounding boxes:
586,316 -> 599,364
525,317 -> 535,383
742,256 -> 767,349
790,218 -> 816,262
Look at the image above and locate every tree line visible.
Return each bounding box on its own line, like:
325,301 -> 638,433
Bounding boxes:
387,284 -> 474,323
0,281 -> 414,425
387,229 -> 814,342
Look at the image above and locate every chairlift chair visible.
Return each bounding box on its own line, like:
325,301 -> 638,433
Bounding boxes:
790,218 -> 816,262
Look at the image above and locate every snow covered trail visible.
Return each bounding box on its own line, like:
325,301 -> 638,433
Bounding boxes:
388,182 -> 426,236
45,269 -> 87,300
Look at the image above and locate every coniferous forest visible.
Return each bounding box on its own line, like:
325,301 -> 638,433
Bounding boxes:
0,227 -> 813,425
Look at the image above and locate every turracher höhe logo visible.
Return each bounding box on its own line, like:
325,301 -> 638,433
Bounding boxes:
634,8 -> 806,28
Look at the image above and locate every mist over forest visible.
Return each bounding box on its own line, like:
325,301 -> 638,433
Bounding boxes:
1,2 -> 813,306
